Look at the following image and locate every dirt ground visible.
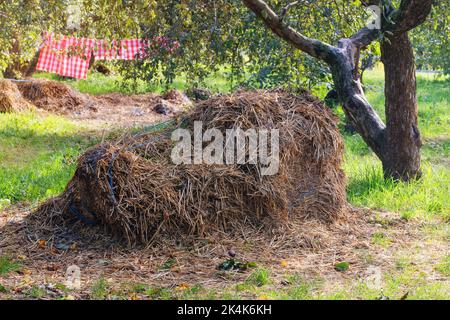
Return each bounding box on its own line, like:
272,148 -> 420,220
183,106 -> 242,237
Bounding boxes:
0,205 -> 447,299
14,78 -> 193,128
73,91 -> 192,128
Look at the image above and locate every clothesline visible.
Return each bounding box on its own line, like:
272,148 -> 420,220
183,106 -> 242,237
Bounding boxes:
36,32 -> 180,79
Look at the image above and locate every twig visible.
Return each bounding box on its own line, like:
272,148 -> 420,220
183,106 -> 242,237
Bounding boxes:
280,1 -> 300,22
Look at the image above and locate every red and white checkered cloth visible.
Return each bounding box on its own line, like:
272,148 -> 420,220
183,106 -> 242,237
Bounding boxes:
37,33 -> 164,79
57,37 -> 93,79
94,39 -> 121,60
37,33 -> 93,79
36,32 -> 62,74
94,39 -> 142,60
120,39 -> 141,60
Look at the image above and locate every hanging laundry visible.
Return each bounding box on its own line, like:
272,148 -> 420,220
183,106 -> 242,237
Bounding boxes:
121,39 -> 143,60
36,32 -> 180,79
58,37 -> 94,80
56,36 -> 72,77
36,33 -> 93,79
94,39 -> 121,60
36,32 -> 62,74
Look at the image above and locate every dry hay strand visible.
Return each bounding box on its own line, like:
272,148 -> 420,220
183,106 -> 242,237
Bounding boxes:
35,89 -> 347,246
16,78 -> 87,113
0,79 -> 34,113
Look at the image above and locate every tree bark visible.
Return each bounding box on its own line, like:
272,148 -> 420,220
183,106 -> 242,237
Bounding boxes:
381,32 -> 421,180
330,39 -> 386,158
24,49 -> 41,78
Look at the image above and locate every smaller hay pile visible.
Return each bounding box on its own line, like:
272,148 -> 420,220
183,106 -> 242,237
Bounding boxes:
154,89 -> 193,115
162,89 -> 192,105
17,79 -> 87,113
0,79 -> 34,113
36,90 -> 347,245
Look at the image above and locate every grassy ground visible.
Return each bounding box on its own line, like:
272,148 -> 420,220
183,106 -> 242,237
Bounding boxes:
0,68 -> 448,299
33,68 -> 231,95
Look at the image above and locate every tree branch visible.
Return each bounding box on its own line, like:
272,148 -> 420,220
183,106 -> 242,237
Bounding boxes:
391,0 -> 433,33
242,0 -> 335,62
243,0 -> 388,158
349,26 -> 380,48
361,0 -> 380,6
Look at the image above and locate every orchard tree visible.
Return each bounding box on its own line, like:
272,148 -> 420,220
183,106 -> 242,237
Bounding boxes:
242,0 -> 433,181
113,1 -> 368,90
0,0 -> 155,77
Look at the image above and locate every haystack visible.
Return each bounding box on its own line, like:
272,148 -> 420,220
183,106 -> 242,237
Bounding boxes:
16,79 -> 87,113
37,90 -> 347,245
0,79 -> 34,113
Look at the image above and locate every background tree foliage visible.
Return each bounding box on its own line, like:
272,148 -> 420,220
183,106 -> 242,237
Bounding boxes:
410,0 -> 449,73
116,0 -> 367,90
0,0 -> 66,77
0,0 -> 447,82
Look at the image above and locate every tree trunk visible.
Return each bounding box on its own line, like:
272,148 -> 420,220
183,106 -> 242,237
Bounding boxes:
381,32 -> 421,180
24,49 -> 41,78
3,31 -> 22,78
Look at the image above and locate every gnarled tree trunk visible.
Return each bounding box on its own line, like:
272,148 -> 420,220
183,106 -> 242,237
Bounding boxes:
381,32 -> 421,180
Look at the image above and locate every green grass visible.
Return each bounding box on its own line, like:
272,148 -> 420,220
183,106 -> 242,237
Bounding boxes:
33,67 -> 231,95
90,278 -> 109,300
117,262 -> 447,300
0,256 -> 20,275
435,255 -> 450,277
371,232 -> 392,247
245,268 -> 271,287
342,68 -> 449,220
24,285 -> 46,299
34,71 -> 155,95
0,112 -> 99,204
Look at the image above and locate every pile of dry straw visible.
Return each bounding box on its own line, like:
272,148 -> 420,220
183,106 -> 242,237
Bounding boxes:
0,78 -> 87,114
0,79 -> 34,112
37,90 -> 347,245
16,78 -> 87,113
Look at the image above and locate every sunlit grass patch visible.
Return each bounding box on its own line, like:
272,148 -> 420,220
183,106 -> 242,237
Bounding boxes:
345,157 -> 449,220
246,268 -> 271,287
33,68 -> 232,95
371,232 -> 392,247
90,278 -> 109,300
0,112 -> 99,204
0,256 -> 20,275
434,255 -> 450,277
